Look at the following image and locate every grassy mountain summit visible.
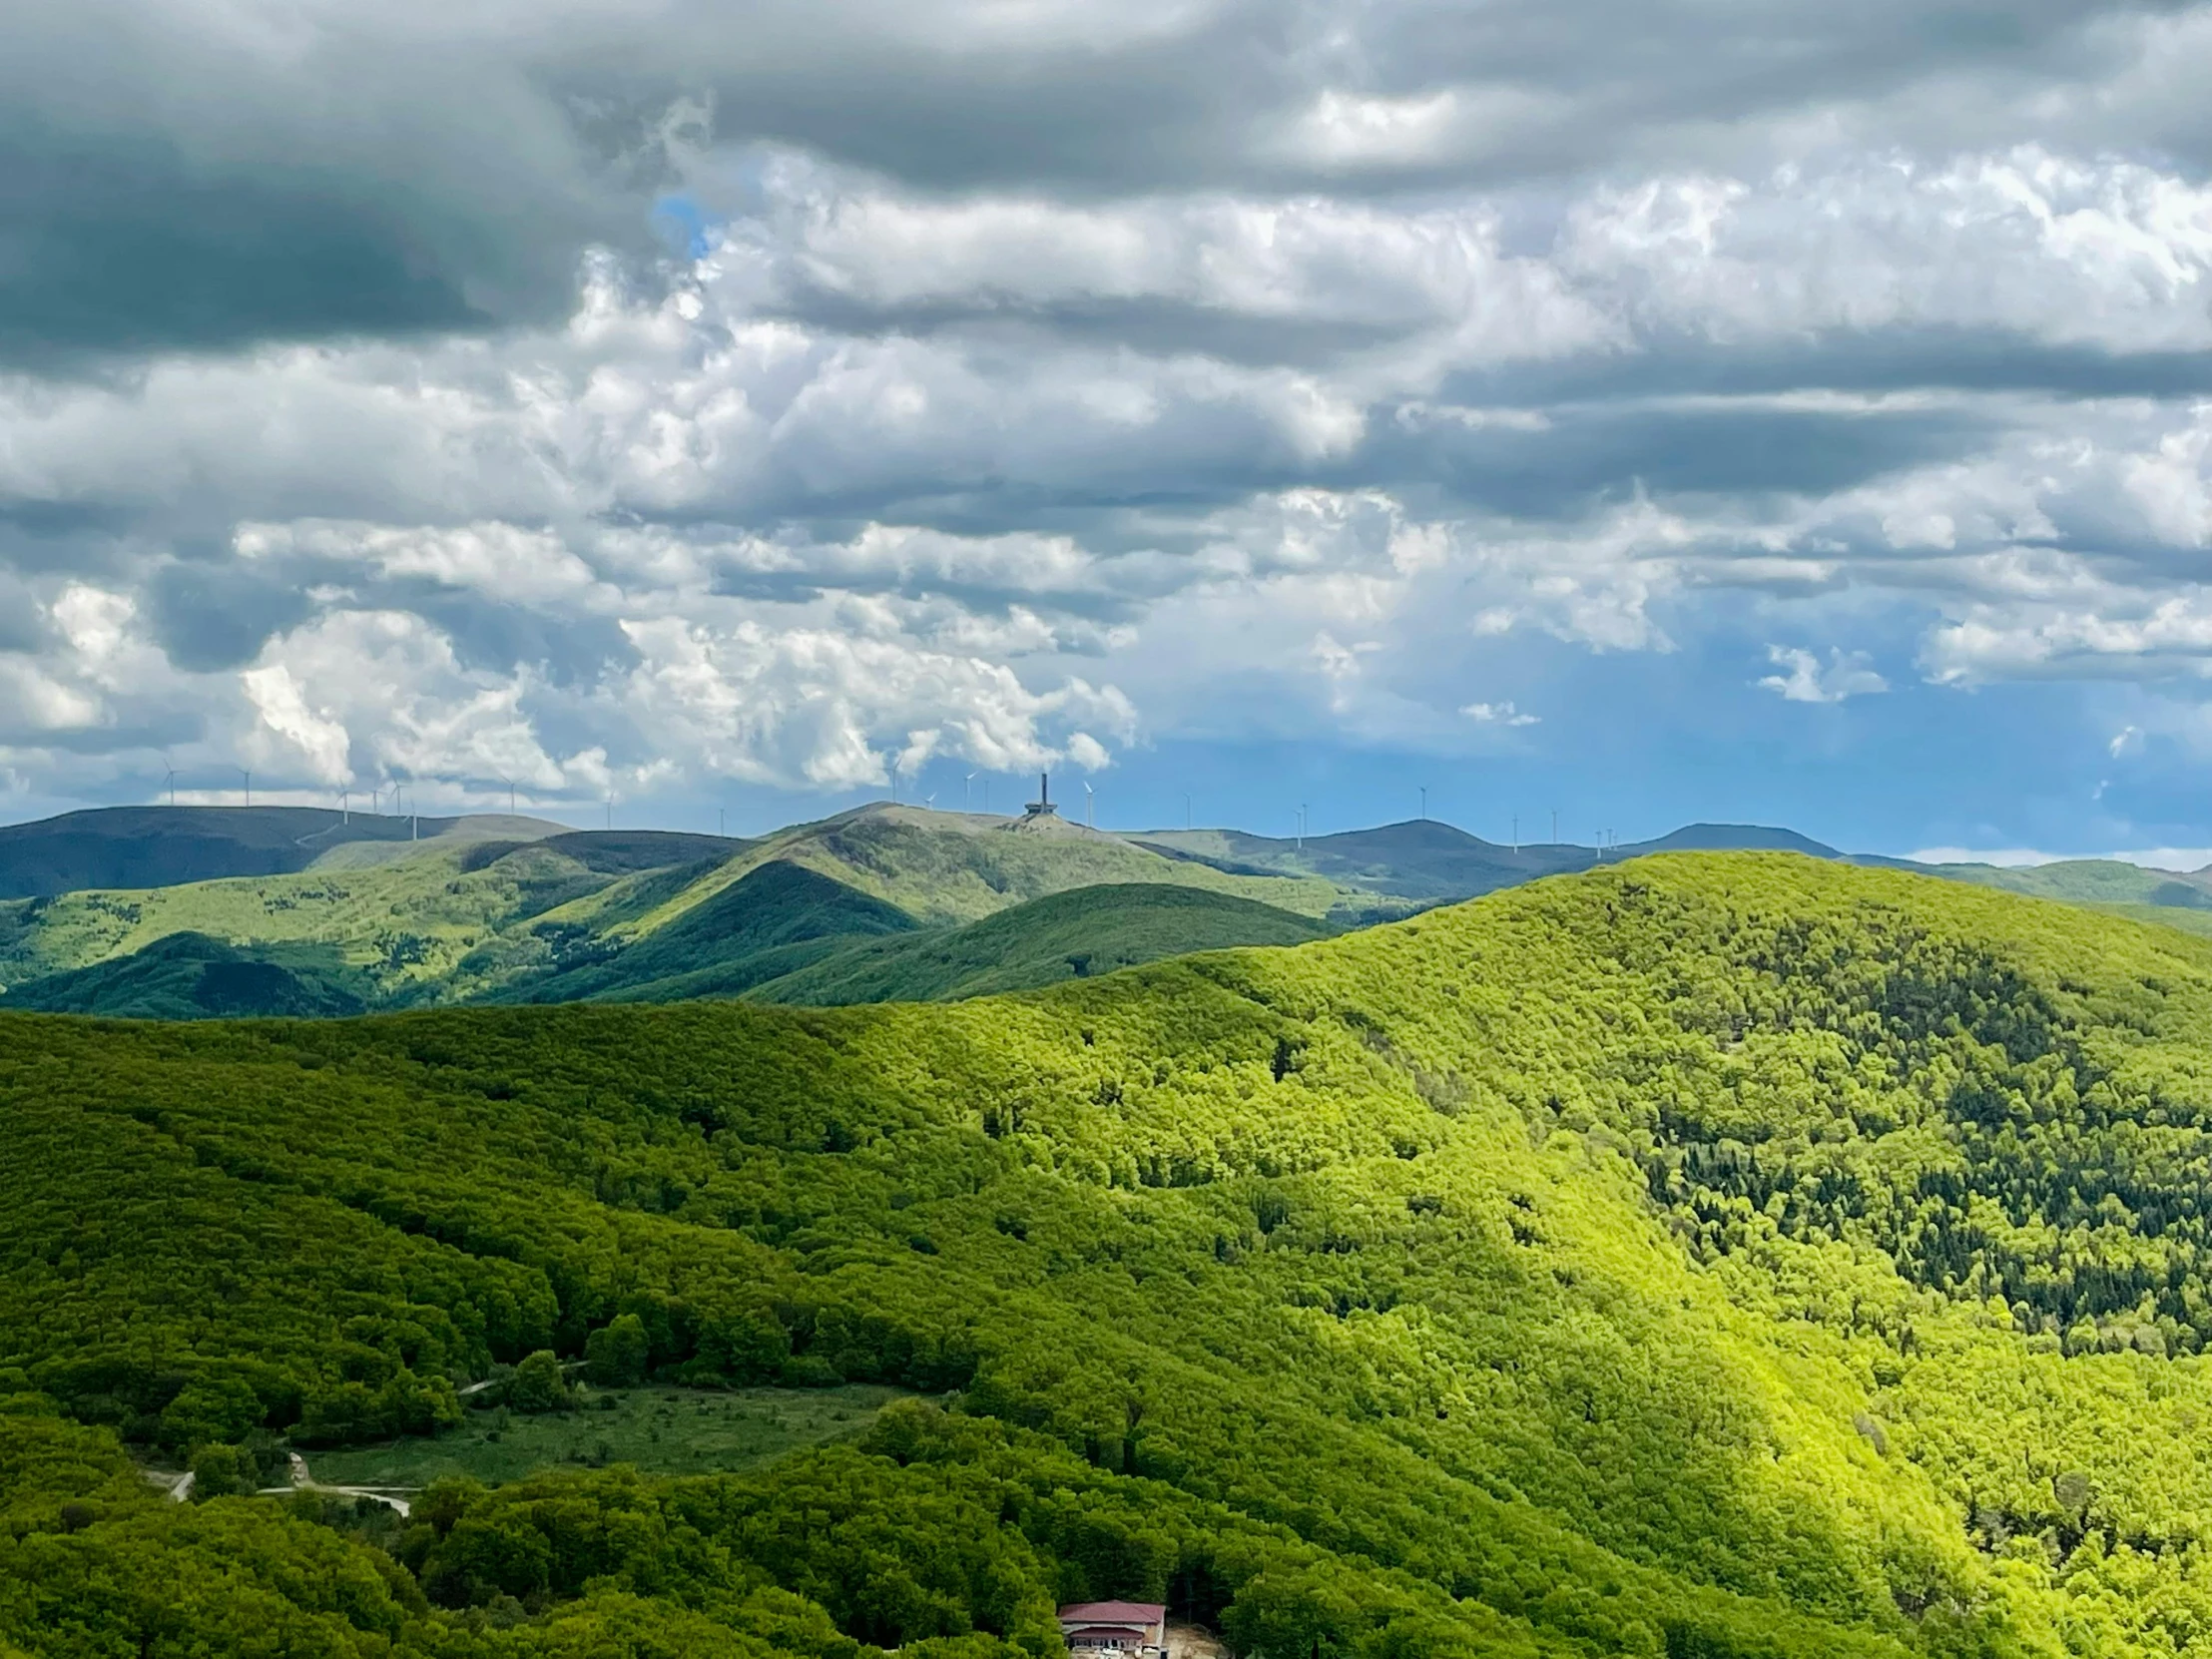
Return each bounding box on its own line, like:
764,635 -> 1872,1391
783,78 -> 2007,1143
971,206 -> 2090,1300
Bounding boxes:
617,804 -> 1362,932
10,853 -> 2212,1653
1620,821 -> 1841,856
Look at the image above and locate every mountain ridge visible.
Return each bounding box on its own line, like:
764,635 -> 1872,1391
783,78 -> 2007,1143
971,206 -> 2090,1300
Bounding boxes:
13,803 -> 2212,1022
0,804 -> 565,898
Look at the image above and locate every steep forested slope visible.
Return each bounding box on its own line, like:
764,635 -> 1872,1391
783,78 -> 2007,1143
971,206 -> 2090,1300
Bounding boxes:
0,930 -> 370,1018
13,855 -> 2212,1654
491,860 -> 923,1004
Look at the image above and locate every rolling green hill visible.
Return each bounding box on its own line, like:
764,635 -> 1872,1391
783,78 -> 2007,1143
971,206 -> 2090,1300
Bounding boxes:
0,833 -> 650,1001
1134,818 -> 1836,903
0,805 -> 562,898
741,881 -> 1332,1005
1931,855 -> 2212,908
12,855 -> 2212,1654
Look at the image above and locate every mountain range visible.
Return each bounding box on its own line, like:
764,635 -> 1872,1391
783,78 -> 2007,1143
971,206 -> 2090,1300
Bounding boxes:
4,802 -> 2210,1020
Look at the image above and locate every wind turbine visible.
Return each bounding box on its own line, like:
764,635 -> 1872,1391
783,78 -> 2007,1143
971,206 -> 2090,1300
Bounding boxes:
1083,781 -> 1094,830
1419,786 -> 1427,821
340,788 -> 349,823
163,767 -> 178,807
239,768 -> 251,809
496,774 -> 515,814
1511,815 -> 1518,854
964,772 -> 976,813
1297,804 -> 1308,851
924,791 -> 936,810
1180,791 -> 1191,830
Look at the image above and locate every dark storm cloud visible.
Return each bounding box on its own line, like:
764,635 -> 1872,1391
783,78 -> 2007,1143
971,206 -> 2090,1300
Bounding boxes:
144,561 -> 315,672
751,293 -> 1407,373
1365,403 -> 2006,520
672,0 -> 2196,191
6,0 -> 2206,361
395,588 -> 639,693
1446,331 -> 2212,407
0,1 -> 660,364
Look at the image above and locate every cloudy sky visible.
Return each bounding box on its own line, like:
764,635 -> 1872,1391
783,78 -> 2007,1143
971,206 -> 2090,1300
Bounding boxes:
10,0 -> 2212,855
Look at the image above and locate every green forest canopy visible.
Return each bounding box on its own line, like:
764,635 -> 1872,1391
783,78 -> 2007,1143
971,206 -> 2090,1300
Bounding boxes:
15,853 -> 2212,1654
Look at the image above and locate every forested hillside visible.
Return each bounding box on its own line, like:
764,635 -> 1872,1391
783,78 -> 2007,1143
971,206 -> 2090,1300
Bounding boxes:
0,930 -> 371,1018
742,883 -> 1331,1005
12,855 -> 2212,1654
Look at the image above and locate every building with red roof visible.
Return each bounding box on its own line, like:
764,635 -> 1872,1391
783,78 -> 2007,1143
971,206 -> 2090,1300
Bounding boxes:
1056,1601 -> 1168,1653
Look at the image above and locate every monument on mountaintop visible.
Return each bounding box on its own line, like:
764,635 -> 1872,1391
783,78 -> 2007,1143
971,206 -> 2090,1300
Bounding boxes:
1022,774 -> 1059,820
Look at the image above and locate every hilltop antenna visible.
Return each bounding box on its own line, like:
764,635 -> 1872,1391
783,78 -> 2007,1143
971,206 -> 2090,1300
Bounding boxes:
1551,808 -> 1558,844
1419,786 -> 1427,821
1181,791 -> 1191,830
239,768 -> 251,809
1512,815 -> 1518,854
718,807 -> 726,837
888,758 -> 898,805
